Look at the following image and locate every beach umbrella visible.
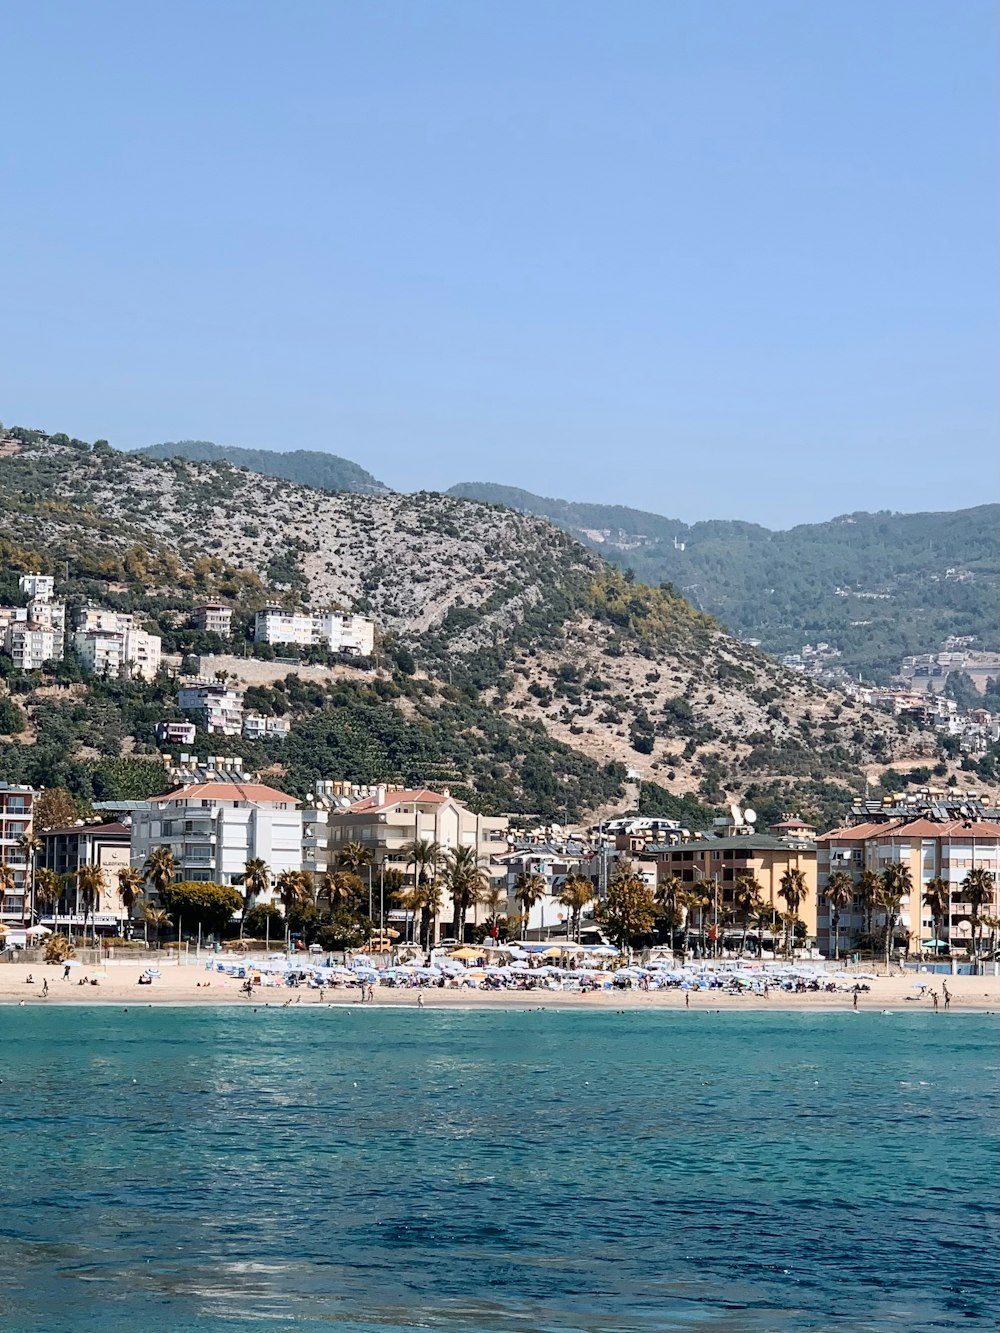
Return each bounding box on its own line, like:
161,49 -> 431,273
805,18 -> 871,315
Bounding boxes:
449,946 -> 484,960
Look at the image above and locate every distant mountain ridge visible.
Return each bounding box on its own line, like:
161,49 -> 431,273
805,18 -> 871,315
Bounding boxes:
448,483 -> 1000,682
138,439 -> 388,495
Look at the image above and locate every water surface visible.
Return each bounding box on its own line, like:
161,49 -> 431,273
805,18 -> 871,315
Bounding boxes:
0,1007 -> 996,1332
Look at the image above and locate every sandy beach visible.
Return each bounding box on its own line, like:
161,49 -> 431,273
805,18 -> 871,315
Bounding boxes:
2,960 -> 997,1012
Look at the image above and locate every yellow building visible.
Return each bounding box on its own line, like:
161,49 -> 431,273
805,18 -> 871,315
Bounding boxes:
651,833 -> 818,942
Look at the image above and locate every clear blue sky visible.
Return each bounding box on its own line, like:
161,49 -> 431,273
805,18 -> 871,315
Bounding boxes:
1,1 -> 995,526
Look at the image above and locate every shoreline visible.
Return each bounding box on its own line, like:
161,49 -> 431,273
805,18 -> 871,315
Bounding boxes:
2,962 -> 997,1013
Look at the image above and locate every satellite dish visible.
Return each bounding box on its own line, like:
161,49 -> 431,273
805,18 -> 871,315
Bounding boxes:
743,808 -> 757,824
729,801 -> 743,826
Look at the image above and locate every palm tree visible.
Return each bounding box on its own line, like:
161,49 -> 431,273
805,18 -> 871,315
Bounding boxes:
75,863 -> 104,944
243,857 -> 270,907
17,831 -> 43,924
981,914 -> 1000,959
921,877 -> 950,957
824,871 -> 855,961
559,874 -> 594,942
875,865 -> 910,968
732,873 -> 764,957
442,845 -> 489,942
142,903 -> 172,948
117,866 -> 144,938
34,866 -> 62,927
677,887 -> 704,958
401,840 -> 443,947
143,847 -> 178,903
275,870 -> 310,942
858,870 -> 881,939
778,867 -> 808,957
753,902 -> 782,957
338,841 -> 373,874
654,874 -> 685,950
401,839 -> 442,888
961,867 -> 996,967
513,871 -> 547,939
321,869 -> 363,914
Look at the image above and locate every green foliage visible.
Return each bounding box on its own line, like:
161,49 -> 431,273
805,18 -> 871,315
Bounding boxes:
160,882 -> 244,935
450,484 -> 999,681
138,440 -> 387,494
0,696 -> 24,734
636,783 -> 716,827
243,904 -> 283,938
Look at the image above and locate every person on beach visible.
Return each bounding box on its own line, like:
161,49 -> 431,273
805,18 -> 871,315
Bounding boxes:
685,993 -> 690,1008
942,981 -> 951,1010
63,964 -> 71,980
25,974 -> 33,984
42,978 -> 48,996
852,990 -> 858,1010
417,993 -> 424,1008
931,990 -> 939,1011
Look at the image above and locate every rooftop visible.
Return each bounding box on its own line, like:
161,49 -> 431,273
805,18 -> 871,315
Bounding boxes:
155,781 -> 298,805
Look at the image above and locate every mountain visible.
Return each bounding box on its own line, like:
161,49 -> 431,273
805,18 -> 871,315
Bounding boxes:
449,483 -> 1000,682
0,424 -> 941,829
138,439 -> 388,495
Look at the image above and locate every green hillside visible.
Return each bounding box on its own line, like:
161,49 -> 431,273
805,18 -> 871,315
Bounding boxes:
449,484 -> 999,681
139,439 -> 388,494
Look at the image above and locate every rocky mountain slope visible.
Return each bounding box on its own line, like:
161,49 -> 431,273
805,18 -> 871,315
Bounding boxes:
0,426 -> 937,825
450,483 -> 1000,683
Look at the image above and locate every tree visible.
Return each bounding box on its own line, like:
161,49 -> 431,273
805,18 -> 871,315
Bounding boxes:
17,831 -> 42,923
442,845 -> 489,942
275,870 -> 311,925
601,870 -> 656,951
0,863 -> 14,924
921,877 -> 950,954
513,872 -> 547,939
338,841 -> 373,874
401,840 -> 444,946
160,881 -> 243,937
858,870 -> 881,938
401,839 -> 442,888
875,864 -> 911,967
75,863 -> 104,943
32,787 -> 78,833
778,867 -> 809,957
559,874 -> 594,942
732,873 -> 764,957
143,847 -> 177,902
320,869 -> 364,914
961,867 -> 996,965
243,903 -> 284,941
242,858 -> 270,907
824,871 -> 854,960
142,903 -> 172,947
35,866 -> 63,924
654,874 -> 685,948
117,866 -> 144,936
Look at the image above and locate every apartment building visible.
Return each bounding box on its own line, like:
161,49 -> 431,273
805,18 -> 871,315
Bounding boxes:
177,682 -> 244,736
155,720 -> 198,747
305,783 -> 507,885
242,714 -> 291,742
18,573 -> 55,601
4,620 -> 56,670
73,608 -> 162,680
816,815 -> 1000,956
38,820 -> 133,933
130,778 -> 302,890
650,832 -> 819,941
254,607 -> 375,656
0,783 -> 37,922
194,603 -> 233,637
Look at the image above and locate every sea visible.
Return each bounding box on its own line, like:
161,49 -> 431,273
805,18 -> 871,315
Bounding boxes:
0,1007 -> 996,1333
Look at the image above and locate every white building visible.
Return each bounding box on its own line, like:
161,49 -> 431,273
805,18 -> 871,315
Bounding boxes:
18,573 -> 55,601
130,778 -> 303,890
155,720 -> 198,746
4,621 -> 56,671
254,607 -> 375,656
73,608 -> 161,680
194,604 -> 233,637
242,714 -> 291,742
177,682 -> 244,736
27,597 -> 65,657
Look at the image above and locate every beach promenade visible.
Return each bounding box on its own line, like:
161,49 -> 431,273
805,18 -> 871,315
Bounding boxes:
2,960 -> 997,1011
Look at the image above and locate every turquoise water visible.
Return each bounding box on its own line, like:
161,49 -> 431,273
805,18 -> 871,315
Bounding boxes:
0,1008 -> 996,1332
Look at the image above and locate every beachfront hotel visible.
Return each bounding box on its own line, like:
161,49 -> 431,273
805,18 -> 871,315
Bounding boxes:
38,820 -> 132,933
0,782 -> 37,924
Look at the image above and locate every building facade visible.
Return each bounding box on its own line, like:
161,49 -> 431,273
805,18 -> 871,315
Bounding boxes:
155,720 -> 198,747
194,604 -> 233,637
18,573 -> 55,601
254,607 -> 375,656
73,609 -> 162,680
242,714 -> 291,742
0,783 -> 37,922
177,682 -> 244,736
38,821 -> 133,933
130,779 -> 303,890
5,621 -> 56,670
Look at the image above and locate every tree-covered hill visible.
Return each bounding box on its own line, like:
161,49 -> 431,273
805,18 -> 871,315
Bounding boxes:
448,483 -> 999,681
0,422 -> 938,827
138,439 -> 388,495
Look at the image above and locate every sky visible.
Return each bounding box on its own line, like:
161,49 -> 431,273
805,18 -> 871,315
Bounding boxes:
0,1 -> 995,527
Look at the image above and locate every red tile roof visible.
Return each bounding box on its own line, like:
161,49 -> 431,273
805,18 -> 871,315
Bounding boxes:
817,820 -> 901,842
888,818 -> 1000,839
343,788 -> 455,813
155,782 -> 298,805
41,821 -> 131,837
